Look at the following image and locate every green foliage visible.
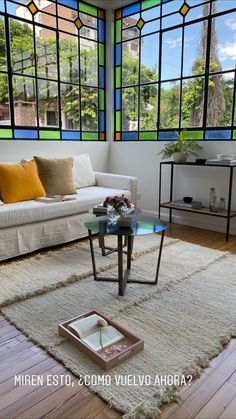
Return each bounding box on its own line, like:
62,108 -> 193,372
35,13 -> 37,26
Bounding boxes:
159,130 -> 202,159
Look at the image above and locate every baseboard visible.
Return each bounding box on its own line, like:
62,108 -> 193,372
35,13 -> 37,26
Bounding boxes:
142,209 -> 236,236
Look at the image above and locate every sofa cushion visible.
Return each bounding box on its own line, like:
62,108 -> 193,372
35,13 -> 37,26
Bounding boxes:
0,160 -> 46,204
34,156 -> 76,195
73,154 -> 96,188
0,187 -> 131,228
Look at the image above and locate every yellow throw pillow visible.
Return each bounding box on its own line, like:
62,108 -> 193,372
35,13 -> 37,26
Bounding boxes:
0,160 -> 46,204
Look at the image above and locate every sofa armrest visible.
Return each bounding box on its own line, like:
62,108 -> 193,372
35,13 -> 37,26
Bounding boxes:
94,172 -> 138,205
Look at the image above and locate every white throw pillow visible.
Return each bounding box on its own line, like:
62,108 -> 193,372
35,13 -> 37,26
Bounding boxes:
73,154 -> 96,189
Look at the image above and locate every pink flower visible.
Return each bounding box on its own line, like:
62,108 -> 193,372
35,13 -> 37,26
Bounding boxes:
97,318 -> 108,327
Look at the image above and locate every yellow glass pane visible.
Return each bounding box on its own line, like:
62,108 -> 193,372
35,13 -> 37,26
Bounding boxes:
179,3 -> 190,17
27,1 -> 38,15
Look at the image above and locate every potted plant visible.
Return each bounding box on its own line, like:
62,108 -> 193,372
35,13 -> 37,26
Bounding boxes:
159,131 -> 202,163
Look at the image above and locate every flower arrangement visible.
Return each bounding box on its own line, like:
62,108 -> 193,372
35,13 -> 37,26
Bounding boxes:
103,194 -> 131,215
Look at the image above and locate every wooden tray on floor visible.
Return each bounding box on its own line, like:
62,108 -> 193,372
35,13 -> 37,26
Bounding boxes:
58,310 -> 144,370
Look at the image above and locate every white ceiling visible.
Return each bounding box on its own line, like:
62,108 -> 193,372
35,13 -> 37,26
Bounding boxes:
91,0 -> 135,9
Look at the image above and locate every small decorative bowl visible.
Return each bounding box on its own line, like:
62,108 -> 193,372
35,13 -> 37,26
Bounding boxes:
183,197 -> 193,203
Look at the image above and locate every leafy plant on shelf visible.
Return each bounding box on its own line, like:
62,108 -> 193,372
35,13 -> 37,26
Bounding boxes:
159,130 -> 202,160
103,195 -> 131,215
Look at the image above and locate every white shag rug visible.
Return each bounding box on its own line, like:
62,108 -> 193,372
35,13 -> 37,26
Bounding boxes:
1,237 -> 236,418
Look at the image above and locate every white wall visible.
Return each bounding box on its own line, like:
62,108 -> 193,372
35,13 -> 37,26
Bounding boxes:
0,141 -> 109,172
109,141 -> 236,235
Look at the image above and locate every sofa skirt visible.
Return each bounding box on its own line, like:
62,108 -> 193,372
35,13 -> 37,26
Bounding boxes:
0,212 -> 93,261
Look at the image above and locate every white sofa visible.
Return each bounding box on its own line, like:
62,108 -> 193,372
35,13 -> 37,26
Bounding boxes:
0,171 -> 138,261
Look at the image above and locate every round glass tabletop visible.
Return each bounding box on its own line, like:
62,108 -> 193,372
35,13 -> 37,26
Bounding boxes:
85,214 -> 167,237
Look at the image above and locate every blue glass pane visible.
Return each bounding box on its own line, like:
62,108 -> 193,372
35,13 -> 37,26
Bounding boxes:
116,89 -> 121,110
162,0 -> 173,3
158,131 -> 178,140
61,131 -> 81,140
122,132 -> 138,140
116,43 -> 121,66
57,0 -> 77,10
99,66 -> 105,88
14,130 -> 38,139
99,111 -> 105,131
98,19 -> 104,43
205,130 -> 231,140
122,3 -> 140,17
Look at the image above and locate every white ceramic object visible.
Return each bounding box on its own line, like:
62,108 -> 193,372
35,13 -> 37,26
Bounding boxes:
217,154 -> 235,161
173,152 -> 188,163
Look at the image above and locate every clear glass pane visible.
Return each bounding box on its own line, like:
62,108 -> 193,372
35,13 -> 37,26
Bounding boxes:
58,19 -> 76,34
162,13 -> 182,30
80,26 -> 97,41
57,4 -> 76,20
61,84 -> 80,130
162,0 -> 182,16
122,14 -> 140,29
181,76 -> 205,128
161,28 -> 182,81
7,2 -> 32,21
38,80 -> 59,127
80,39 -> 98,87
141,20 -> 160,36
141,6 -> 160,21
207,72 -> 234,127
13,76 -> 37,126
183,21 -> 207,77
34,1 -> 56,15
81,86 -> 98,131
10,19 -> 35,76
36,29 -> 57,80
159,81 -> 180,128
213,0 -> 236,13
35,12 -> 57,29
185,3 -> 210,23
122,86 -> 138,131
59,33 -> 79,84
0,74 -> 10,125
79,12 -> 97,29
211,12 -> 236,73
140,33 -> 159,83
122,40 -> 139,87
0,16 -> 7,71
140,84 -> 158,130
122,27 -> 139,41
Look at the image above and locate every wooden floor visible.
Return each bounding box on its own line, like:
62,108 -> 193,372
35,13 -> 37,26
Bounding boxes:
1,224 -> 236,419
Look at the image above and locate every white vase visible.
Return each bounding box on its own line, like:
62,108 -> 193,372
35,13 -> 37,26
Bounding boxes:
173,152 -> 188,163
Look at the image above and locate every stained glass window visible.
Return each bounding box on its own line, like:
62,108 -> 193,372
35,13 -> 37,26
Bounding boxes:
114,0 -> 236,141
0,0 -> 105,141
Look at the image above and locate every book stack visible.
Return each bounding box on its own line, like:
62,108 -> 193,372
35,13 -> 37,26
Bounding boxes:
171,199 -> 202,209
93,202 -> 135,214
206,159 -> 236,166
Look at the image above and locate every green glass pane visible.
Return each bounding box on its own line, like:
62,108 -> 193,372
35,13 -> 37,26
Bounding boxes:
79,2 -> 97,17
82,132 -> 98,140
140,131 -> 157,140
39,131 -> 60,140
183,131 -> 204,140
142,0 -> 161,11
116,19 -> 121,43
0,129 -> 13,139
99,43 -> 104,65
116,67 -> 121,88
233,131 -> 236,140
116,111 -> 121,131
99,89 -> 104,110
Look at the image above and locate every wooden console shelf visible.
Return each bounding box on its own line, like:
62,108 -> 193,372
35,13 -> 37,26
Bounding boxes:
158,161 -> 236,242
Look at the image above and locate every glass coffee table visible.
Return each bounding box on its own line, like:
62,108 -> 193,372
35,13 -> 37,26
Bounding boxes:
85,214 -> 167,296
